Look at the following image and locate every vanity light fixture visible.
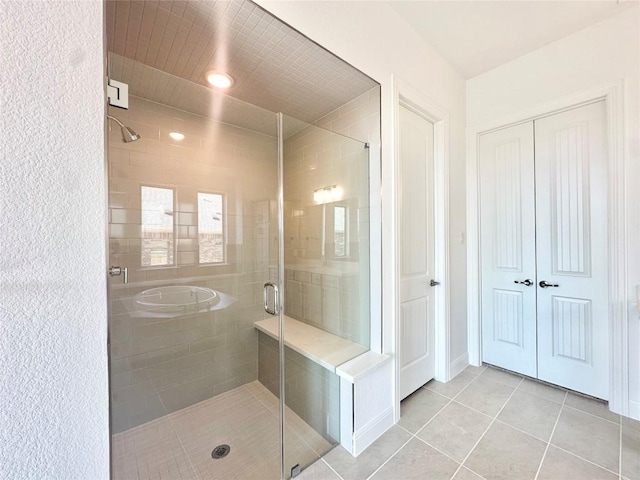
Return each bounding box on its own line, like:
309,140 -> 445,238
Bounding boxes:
313,185 -> 342,204
205,71 -> 234,89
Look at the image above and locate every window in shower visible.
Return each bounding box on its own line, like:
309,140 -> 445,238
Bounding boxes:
198,192 -> 225,264
141,185 -> 175,266
334,205 -> 349,257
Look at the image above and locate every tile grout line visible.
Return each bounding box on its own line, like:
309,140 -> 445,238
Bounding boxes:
354,367 -> 513,480
412,368 -> 486,437
363,371 -> 484,480
413,434 -> 463,464
412,435 -> 488,480
562,403 -> 622,426
533,390 -> 567,480
167,421 -> 200,479
460,467 -> 488,480
550,444 -> 622,477
619,413 -> 622,480
476,383 -> 567,442
319,458 -> 345,480
491,417 -> 555,446
449,376 -> 525,480
510,385 -> 568,406
448,399 -> 494,420
347,367 -> 623,480
537,390 -> 622,477
387,368 -> 521,480
363,432 -> 418,480
158,389 -> 202,480
422,368 -> 525,479
455,380 -> 619,446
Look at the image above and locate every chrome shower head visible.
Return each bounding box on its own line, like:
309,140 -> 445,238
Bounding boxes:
121,125 -> 140,143
107,114 -> 141,143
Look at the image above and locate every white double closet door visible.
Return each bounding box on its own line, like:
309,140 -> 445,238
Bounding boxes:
480,101 -> 609,400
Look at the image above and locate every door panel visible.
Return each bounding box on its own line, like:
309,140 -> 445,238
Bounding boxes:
535,101 -> 609,399
399,105 -> 436,399
479,122 -> 537,377
401,298 -> 429,367
493,289 -> 524,346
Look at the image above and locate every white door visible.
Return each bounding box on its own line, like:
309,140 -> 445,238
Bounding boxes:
479,102 -> 609,399
398,105 -> 436,400
479,122 -> 538,378
535,101 -> 609,399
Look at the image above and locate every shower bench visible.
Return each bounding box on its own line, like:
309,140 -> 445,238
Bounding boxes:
253,315 -> 368,371
254,315 -> 392,456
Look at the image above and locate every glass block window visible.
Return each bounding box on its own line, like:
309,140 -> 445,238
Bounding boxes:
198,192 -> 225,264
141,186 -> 174,266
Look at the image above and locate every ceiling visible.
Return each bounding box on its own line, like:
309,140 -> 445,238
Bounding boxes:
109,53 -> 308,137
388,1 -> 636,79
106,0 -> 378,124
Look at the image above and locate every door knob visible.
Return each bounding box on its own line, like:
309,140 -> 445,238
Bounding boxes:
430,279 -> 440,287
514,279 -> 533,286
539,280 -> 559,288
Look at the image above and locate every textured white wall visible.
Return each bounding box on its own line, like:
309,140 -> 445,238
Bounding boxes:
0,1 -> 109,478
467,6 -> 640,418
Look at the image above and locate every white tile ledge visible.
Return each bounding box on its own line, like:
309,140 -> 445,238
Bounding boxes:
335,350 -> 390,383
254,316 -> 368,373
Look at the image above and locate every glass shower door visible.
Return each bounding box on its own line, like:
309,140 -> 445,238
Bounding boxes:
106,89 -> 286,479
276,114 -> 372,476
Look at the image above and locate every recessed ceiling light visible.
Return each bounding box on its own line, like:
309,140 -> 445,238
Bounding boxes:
169,131 -> 185,141
205,71 -> 233,89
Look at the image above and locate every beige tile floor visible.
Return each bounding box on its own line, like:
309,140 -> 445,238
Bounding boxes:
112,381 -> 331,480
301,365 -> 640,480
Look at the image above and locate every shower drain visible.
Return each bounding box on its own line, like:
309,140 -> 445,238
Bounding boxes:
211,444 -> 231,460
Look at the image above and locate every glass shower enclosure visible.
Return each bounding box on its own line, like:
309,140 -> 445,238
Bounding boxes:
106,81 -> 374,480
105,1 -> 378,478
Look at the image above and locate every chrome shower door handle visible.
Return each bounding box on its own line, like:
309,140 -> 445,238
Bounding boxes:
263,282 -> 279,315
109,266 -> 128,284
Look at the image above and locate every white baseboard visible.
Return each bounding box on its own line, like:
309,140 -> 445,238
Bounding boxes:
450,352 -> 469,379
352,407 -> 394,457
629,400 -> 640,420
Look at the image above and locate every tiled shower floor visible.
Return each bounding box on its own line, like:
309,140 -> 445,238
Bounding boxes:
112,381 -> 331,480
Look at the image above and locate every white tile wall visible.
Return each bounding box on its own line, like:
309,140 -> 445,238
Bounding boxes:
282,86 -> 380,346
108,95 -> 278,432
